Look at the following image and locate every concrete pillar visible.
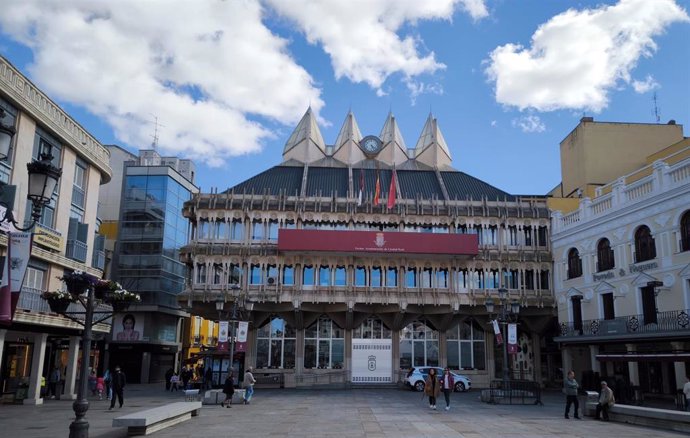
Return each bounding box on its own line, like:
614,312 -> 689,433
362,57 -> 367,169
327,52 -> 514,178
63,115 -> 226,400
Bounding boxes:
671,342 -> 686,390
63,336 -> 80,399
141,352 -> 151,383
486,331 -> 496,381
531,333 -> 543,386
391,330 -> 400,382
344,329 -> 352,381
24,333 -> 48,405
626,344 -> 639,385
438,332 -> 447,367
589,345 -> 601,374
295,329 -> 304,378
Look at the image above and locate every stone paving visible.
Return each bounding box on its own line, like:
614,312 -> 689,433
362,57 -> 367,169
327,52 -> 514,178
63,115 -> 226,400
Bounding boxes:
0,385 -> 685,437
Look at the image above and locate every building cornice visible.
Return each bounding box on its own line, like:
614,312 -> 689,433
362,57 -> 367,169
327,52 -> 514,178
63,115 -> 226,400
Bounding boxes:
0,56 -> 112,184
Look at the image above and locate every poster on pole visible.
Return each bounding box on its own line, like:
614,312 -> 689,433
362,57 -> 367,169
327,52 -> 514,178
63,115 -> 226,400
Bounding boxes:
237,321 -> 248,343
492,320 -> 503,345
219,321 -> 229,343
507,323 -> 518,354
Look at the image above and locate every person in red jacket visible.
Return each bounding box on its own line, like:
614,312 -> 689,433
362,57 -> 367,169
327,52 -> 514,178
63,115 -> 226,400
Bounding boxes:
441,367 -> 455,410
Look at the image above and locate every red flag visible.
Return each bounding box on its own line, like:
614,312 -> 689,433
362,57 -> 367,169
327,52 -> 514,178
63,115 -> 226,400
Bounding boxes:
373,173 -> 380,206
387,168 -> 397,209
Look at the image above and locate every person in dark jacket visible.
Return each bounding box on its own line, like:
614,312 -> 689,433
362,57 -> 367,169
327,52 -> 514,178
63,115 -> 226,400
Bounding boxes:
563,370 -> 580,419
441,367 -> 455,410
165,367 -> 174,391
109,366 -> 126,410
424,368 -> 441,410
220,371 -> 234,408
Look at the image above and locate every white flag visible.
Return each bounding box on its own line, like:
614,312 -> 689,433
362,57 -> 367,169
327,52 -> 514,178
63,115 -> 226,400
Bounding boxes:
237,321 -> 249,343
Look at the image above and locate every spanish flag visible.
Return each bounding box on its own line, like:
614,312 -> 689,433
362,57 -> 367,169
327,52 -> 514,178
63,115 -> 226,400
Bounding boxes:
373,173 -> 381,206
387,168 -> 397,209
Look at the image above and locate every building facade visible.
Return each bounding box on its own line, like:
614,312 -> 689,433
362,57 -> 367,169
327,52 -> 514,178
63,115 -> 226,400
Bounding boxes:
551,118 -> 690,402
100,147 -> 198,383
0,56 -> 112,403
180,109 -> 558,389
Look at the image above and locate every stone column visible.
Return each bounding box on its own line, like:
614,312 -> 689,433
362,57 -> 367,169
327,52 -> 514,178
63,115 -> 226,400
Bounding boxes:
295,329 -> 304,380
391,330 -> 400,383
344,329 -> 352,381
438,332 -> 447,367
589,345 -> 601,374
24,333 -> 48,405
626,344 -> 639,385
63,336 -> 80,399
141,352 -> 151,383
671,341 -> 686,391
486,331 -> 496,382
531,333 -> 543,386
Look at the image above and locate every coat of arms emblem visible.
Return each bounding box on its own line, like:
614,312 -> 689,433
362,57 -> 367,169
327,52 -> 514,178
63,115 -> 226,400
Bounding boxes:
374,233 -> 385,248
368,355 -> 376,371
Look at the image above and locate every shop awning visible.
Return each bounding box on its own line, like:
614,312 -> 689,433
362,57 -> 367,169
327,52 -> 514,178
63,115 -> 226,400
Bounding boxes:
596,353 -> 690,362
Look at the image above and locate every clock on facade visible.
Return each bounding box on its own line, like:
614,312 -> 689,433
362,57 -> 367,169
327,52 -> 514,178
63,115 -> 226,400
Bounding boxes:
360,135 -> 382,155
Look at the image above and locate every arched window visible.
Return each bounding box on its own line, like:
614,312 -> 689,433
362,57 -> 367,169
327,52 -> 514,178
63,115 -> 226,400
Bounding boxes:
681,211 -> 690,252
353,317 -> 392,339
256,318 -> 295,369
399,321 -> 438,368
567,248 -> 582,279
304,317 -> 344,369
596,238 -> 615,272
634,225 -> 656,262
446,320 -> 486,370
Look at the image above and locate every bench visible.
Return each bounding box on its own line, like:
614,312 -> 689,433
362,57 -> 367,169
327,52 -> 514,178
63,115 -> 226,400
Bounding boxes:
585,398 -> 690,433
202,388 -> 245,405
112,401 -> 202,436
183,389 -> 200,402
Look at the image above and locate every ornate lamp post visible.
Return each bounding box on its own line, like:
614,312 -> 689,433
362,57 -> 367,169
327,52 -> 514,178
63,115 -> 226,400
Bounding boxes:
215,286 -> 252,381
485,287 -> 520,388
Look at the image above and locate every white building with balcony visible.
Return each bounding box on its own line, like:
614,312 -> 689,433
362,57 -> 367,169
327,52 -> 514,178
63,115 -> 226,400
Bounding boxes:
551,123 -> 690,405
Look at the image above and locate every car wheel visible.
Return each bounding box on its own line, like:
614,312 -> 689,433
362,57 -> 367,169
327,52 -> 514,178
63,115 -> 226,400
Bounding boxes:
414,381 -> 425,392
454,382 -> 466,392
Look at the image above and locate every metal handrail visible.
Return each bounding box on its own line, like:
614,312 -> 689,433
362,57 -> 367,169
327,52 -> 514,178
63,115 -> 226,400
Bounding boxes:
559,309 -> 690,338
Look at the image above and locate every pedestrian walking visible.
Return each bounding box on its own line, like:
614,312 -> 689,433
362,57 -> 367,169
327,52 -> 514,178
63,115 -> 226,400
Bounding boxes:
683,376 -> 690,412
243,367 -> 256,404
424,368 -> 441,410
563,370 -> 580,419
441,367 -> 455,410
104,368 -> 112,401
221,371 -> 235,408
109,366 -> 127,410
205,367 -> 213,389
96,376 -> 105,400
595,381 -> 616,421
165,367 -> 174,391
48,365 -> 61,399
170,373 -> 180,391
88,369 -> 98,396
181,366 -> 191,390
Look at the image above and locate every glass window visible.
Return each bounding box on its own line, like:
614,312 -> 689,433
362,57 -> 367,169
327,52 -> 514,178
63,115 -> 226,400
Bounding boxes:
255,318 -> 295,369
282,265 -> 294,286
231,219 -> 244,240
446,320 -> 486,370
252,220 -> 263,240
319,266 -> 331,286
399,321 -> 438,368
567,248 -> 582,279
421,268 -> 433,288
303,265 -> 314,286
436,268 -> 448,289
334,266 -> 347,286
268,220 -> 279,241
228,264 -> 241,285
405,268 -> 417,288
250,264 -> 262,285
304,317 -> 344,369
354,317 -> 392,339
634,225 -> 656,262
370,267 -> 382,288
386,268 -> 397,287
196,264 -> 207,284
355,266 -> 366,286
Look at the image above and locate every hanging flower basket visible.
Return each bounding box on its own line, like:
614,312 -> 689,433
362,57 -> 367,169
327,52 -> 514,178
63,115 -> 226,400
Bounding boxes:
105,288 -> 141,313
59,270 -> 97,297
41,290 -> 74,314
94,279 -> 121,300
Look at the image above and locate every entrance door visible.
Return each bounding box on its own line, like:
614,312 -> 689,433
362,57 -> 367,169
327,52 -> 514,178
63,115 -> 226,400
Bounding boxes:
641,286 -> 657,325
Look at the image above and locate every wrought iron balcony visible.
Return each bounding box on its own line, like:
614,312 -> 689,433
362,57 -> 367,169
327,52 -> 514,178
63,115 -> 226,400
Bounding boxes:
557,309 -> 690,341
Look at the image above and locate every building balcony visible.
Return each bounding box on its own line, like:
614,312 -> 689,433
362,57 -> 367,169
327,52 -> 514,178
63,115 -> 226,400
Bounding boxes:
555,308 -> 690,342
92,249 -> 105,270
15,286 -> 113,326
66,239 -> 88,263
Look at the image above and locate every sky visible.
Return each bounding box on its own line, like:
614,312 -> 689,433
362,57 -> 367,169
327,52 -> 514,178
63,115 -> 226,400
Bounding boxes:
0,0 -> 688,196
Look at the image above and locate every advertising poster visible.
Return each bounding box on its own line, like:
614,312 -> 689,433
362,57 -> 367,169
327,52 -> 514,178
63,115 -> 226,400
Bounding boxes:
237,321 -> 248,342
507,323 -> 518,354
113,313 -> 144,341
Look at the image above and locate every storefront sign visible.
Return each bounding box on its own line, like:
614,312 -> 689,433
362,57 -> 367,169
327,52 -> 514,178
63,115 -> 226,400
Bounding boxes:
593,271 -> 615,281
629,261 -> 658,273
32,225 -> 63,251
278,229 -> 478,255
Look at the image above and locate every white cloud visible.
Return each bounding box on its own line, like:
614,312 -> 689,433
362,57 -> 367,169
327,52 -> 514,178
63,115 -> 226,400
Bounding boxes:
405,79 -> 444,105
267,0 -> 487,94
512,115 -> 546,133
490,120 -> 497,127
632,75 -> 660,93
485,0 -> 688,112
0,1 -> 324,166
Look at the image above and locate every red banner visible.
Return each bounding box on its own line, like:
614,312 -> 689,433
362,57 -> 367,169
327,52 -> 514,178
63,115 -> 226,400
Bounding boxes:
278,229 -> 478,255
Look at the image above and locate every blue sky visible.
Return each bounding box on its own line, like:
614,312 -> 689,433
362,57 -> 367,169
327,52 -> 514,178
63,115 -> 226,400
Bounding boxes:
0,0 -> 688,195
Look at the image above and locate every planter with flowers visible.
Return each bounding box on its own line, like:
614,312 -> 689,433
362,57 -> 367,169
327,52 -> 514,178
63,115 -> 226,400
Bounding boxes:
41,290 -> 75,313
59,270 -> 97,298
93,279 -> 121,300
105,288 -> 141,312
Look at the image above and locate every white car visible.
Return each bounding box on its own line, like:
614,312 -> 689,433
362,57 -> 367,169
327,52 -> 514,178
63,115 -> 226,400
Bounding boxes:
404,367 -> 471,392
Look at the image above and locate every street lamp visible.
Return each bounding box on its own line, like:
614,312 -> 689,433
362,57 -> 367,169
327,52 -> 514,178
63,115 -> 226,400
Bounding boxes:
485,287 -> 520,388
215,286 -> 252,384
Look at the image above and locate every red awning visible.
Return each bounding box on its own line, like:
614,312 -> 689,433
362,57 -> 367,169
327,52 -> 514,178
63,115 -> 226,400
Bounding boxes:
596,353 -> 690,362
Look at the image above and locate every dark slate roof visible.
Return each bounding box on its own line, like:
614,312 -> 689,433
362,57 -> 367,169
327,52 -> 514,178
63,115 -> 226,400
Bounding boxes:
227,166 -> 303,196
441,171 -> 515,201
225,165 -> 516,201
305,167 -> 349,197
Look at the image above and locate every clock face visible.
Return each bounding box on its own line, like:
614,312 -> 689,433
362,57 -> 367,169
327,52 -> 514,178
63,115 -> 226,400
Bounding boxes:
361,136 -> 382,154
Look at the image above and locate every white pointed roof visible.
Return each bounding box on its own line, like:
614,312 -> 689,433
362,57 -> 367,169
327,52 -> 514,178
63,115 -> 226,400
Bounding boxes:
380,112 -> 407,150
282,107 -> 326,163
414,113 -> 452,168
333,111 -> 363,152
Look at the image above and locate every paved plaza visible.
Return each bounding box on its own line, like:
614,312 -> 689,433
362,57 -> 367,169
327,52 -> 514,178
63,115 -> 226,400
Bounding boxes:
0,385 -> 685,438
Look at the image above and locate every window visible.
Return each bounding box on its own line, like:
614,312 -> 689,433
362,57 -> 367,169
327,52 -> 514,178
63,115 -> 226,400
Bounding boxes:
231,219 -> 244,240
251,220 -> 263,240
72,160 -> 87,209
421,268 -> 433,288
196,264 -> 207,284
679,211 -> 690,252
524,270 -> 535,290
355,266 -> 366,286
487,269 -> 500,289
596,238 -> 615,272
446,320 -> 486,370
508,226 -> 518,246
524,227 -> 533,246
266,265 -> 278,283
228,263 -> 241,285
282,265 -> 294,285
256,318 -> 295,369
436,269 -> 448,288
334,266 -> 347,286
571,296 -> 583,334
537,226 -> 548,247
641,286 -> 657,325
539,270 -> 549,290
602,293 -> 615,320
386,268 -> 397,287
634,225 -> 656,262
304,317 -> 344,369
318,266 -> 331,286
268,220 -> 279,241
399,321 -> 438,368
484,226 -> 497,245
213,264 -> 223,284
370,267 -> 382,288
282,219 -> 295,229
456,269 -> 468,289
250,264 -> 262,285
302,265 -> 314,286
503,269 -> 518,289
567,248 -> 582,279
24,266 -> 45,290
0,98 -> 17,183
405,268 -> 417,288
353,317 -> 391,339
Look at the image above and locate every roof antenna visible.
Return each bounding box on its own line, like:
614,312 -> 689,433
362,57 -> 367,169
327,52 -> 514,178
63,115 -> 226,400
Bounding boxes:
150,114 -> 165,150
652,92 -> 661,123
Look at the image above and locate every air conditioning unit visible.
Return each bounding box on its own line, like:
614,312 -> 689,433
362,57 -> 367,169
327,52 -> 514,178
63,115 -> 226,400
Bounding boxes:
267,276 -> 277,285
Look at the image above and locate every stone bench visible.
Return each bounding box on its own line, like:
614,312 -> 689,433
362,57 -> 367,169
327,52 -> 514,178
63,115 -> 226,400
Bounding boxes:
112,401 -> 202,436
202,388 -> 245,405
585,399 -> 690,433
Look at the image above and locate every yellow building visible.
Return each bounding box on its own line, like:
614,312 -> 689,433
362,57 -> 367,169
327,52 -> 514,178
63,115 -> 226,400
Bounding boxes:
181,315 -> 220,382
